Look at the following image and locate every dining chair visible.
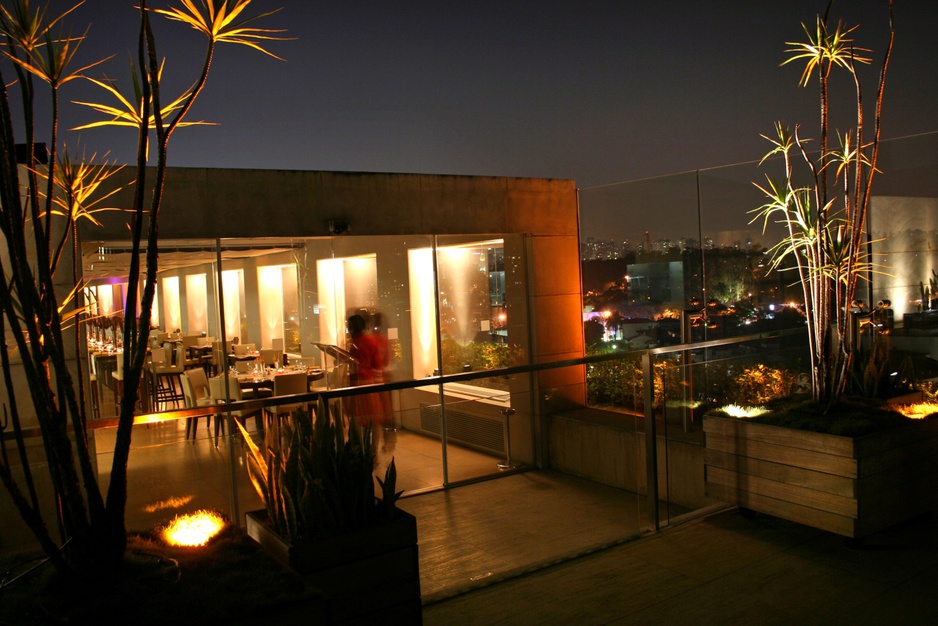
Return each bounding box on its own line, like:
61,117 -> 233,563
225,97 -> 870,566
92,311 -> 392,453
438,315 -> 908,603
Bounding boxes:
310,361 -> 348,391
211,340 -> 229,376
209,375 -> 262,438
266,371 -> 309,436
259,348 -> 281,368
182,367 -> 214,441
181,335 -> 203,369
233,343 -> 255,356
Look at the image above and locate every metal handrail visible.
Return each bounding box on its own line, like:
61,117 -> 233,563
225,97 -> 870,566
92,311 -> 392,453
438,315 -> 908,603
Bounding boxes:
3,326 -> 808,441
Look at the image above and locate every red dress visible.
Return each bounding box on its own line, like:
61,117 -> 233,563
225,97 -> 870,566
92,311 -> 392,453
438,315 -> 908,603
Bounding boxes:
349,332 -> 386,425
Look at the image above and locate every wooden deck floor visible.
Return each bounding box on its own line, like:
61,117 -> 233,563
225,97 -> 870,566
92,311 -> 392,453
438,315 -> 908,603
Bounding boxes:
398,470 -> 649,601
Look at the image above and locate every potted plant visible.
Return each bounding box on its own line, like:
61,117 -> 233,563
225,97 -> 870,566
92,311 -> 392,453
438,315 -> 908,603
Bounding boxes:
705,1 -> 938,541
237,397 -> 421,623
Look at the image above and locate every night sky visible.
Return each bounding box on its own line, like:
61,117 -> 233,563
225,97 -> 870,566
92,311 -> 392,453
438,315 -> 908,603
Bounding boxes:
13,1 -> 938,242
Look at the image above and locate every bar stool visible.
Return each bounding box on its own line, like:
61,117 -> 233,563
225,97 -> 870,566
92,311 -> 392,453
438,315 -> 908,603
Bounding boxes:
151,344 -> 185,409
89,353 -> 101,420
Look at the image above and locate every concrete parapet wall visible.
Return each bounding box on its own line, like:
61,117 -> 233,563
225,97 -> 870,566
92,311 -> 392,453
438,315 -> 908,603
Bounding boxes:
548,408 -> 713,510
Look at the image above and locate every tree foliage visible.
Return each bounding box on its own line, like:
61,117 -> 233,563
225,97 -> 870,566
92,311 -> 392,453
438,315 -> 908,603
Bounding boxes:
751,0 -> 894,404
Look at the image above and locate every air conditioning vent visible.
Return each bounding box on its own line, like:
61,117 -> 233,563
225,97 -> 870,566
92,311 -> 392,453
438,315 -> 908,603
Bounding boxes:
419,404 -> 505,454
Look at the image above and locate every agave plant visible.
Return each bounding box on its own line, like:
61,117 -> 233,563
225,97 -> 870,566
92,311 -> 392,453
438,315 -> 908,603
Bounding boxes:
750,1 -> 894,405
236,397 -> 402,544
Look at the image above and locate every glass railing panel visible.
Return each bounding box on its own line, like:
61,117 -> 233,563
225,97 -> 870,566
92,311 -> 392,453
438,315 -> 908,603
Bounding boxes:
539,360 -> 646,538
92,414 -> 255,532
435,374 -> 524,484
647,329 -> 811,528
382,397 -> 445,494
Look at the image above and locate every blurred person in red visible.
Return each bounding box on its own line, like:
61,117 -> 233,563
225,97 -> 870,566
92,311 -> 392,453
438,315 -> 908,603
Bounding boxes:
347,314 -> 391,458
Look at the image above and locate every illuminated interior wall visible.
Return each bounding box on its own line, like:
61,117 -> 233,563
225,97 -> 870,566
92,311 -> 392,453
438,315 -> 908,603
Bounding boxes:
221,270 -> 243,340
343,256 -> 378,319
438,246 -> 472,343
408,247 -> 438,378
316,258 -> 345,351
97,284 -> 115,316
257,265 -> 284,349
437,243 -> 496,345
185,273 -> 208,334
281,265 -> 299,351
150,281 -> 160,328
162,276 -> 181,332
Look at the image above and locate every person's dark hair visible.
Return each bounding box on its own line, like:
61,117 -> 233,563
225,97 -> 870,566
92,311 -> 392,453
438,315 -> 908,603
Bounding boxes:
347,314 -> 367,334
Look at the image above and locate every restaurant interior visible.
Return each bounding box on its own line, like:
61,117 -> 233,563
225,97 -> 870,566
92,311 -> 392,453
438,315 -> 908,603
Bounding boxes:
81,233 -> 534,528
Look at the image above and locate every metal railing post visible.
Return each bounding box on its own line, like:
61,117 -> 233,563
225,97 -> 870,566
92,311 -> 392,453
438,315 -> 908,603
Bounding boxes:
497,408 -> 518,470
643,351 -> 659,532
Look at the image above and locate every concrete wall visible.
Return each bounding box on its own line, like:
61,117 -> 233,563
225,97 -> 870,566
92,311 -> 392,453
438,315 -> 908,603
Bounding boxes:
85,168 -> 579,240
549,408 -> 714,510
870,195 -> 938,320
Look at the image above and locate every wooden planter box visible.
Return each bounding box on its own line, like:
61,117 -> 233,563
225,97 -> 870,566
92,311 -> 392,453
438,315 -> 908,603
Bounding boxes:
704,414 -> 938,539
246,509 -> 421,624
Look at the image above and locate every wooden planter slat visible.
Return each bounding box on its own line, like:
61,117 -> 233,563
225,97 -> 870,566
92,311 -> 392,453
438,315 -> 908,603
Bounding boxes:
856,436 -> 938,477
704,414 -> 938,539
703,416 -> 855,456
706,481 -> 856,537
706,466 -> 857,516
704,431 -> 858,477
704,448 -> 856,497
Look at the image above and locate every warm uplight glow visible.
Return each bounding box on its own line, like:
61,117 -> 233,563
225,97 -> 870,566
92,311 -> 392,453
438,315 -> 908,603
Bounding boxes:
144,495 -> 194,514
161,510 -> 226,547
258,265 -> 284,349
894,403 -> 938,420
408,248 -> 437,376
221,270 -> 242,339
97,284 -> 115,315
719,404 -> 769,418
163,276 -> 181,331
317,257 -> 345,347
185,273 -> 208,334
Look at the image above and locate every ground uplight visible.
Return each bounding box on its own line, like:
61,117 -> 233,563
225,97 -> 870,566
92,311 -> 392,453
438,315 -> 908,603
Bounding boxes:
718,404 -> 769,418
893,402 -> 938,420
161,510 -> 226,547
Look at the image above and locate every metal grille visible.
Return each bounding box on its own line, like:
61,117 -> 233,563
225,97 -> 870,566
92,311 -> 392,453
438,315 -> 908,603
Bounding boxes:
419,404 -> 505,454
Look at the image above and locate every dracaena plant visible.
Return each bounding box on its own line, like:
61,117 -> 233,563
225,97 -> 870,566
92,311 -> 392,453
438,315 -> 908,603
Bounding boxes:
0,0 -> 286,578
751,0 -> 894,405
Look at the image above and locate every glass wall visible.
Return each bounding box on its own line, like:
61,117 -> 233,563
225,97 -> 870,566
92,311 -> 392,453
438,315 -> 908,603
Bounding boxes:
81,233 -> 535,496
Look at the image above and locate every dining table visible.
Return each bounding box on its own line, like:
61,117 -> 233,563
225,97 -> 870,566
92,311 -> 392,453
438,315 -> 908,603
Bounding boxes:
228,351 -> 261,368
235,367 -> 325,398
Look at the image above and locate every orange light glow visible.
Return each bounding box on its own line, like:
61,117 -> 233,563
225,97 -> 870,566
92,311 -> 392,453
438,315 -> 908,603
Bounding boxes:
144,495 -> 194,514
161,510 -> 226,547
893,403 -> 938,420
